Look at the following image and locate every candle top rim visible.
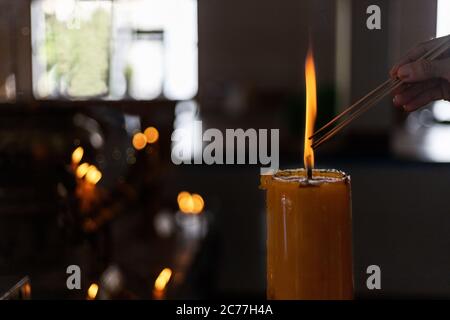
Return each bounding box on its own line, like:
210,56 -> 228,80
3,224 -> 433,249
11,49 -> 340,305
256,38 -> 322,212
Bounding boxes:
260,168 -> 350,188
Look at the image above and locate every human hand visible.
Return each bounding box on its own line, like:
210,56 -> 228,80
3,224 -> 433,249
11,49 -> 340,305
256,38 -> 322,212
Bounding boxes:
390,36 -> 450,112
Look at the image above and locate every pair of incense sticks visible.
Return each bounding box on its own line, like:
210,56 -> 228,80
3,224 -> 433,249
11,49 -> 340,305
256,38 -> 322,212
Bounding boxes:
310,36 -> 450,149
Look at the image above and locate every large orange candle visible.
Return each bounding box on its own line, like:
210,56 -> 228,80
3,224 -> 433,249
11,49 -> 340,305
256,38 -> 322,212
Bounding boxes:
260,46 -> 353,299
261,169 -> 353,299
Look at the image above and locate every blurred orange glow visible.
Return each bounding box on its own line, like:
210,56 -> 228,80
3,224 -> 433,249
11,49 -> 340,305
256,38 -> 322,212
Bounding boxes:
144,127 -> 159,144
22,283 -> 31,298
177,191 -> 190,204
132,132 -> 147,150
76,163 -> 90,178
154,268 -> 172,291
83,218 -> 97,232
72,146 -> 84,165
177,191 -> 205,214
191,194 -> 204,214
178,194 -> 194,213
86,165 -> 102,184
87,283 -> 99,300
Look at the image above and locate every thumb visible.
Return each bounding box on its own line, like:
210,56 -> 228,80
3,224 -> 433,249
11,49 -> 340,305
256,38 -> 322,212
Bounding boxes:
397,58 -> 450,83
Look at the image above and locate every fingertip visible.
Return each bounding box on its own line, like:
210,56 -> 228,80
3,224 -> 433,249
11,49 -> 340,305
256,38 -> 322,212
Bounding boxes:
403,103 -> 419,112
390,65 -> 399,78
398,65 -> 411,81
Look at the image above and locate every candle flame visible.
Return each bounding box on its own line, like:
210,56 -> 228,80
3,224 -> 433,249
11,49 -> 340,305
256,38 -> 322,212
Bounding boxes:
85,165 -> 102,184
87,283 -> 99,300
154,268 -> 172,291
177,191 -> 205,214
132,132 -> 147,150
304,46 -> 317,172
76,162 -> 90,178
72,146 -> 84,165
191,194 -> 204,214
144,126 -> 159,144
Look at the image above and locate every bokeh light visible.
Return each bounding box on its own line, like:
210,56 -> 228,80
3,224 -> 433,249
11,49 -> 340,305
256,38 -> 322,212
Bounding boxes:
177,191 -> 205,214
154,268 -> 172,291
144,126 -> 159,144
191,194 -> 204,214
87,283 -> 99,300
88,283 -> 98,300
76,162 -> 90,178
72,146 -> 84,164
85,165 -> 102,184
132,132 -> 147,150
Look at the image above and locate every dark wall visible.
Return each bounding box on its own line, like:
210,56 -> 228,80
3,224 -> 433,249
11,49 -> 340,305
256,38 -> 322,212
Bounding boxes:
198,0 -> 336,109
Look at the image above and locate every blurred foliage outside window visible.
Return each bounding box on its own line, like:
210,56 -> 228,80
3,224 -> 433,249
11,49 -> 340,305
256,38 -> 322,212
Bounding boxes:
43,8 -> 110,98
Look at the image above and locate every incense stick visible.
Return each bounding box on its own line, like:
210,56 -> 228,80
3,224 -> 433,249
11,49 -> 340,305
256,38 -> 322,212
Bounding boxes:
312,80 -> 401,149
310,36 -> 450,149
310,79 -> 393,140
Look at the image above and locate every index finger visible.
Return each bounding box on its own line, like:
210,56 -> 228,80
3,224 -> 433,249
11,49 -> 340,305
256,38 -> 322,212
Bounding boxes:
390,37 -> 449,79
390,41 -> 431,78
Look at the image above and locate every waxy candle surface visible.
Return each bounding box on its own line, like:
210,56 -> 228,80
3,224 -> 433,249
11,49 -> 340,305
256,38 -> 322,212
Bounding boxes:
261,169 -> 353,300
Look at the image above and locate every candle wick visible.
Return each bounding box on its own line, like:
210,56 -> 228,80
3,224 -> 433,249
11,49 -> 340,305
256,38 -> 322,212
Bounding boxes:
305,155 -> 313,180
307,167 -> 312,180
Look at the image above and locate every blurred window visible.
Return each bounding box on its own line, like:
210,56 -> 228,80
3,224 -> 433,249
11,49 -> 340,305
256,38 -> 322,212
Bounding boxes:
0,1 -> 17,102
432,0 -> 450,122
436,0 -> 450,38
31,0 -> 197,100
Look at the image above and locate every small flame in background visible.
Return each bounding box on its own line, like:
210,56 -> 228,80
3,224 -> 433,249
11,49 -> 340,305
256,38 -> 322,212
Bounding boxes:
144,126 -> 159,144
304,46 -> 317,173
72,146 -> 102,185
154,268 -> 173,291
87,283 -> 99,300
75,162 -> 102,185
177,191 -> 204,214
76,162 -> 90,178
85,165 -> 102,184
133,126 -> 159,150
72,146 -> 84,165
132,132 -> 147,150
